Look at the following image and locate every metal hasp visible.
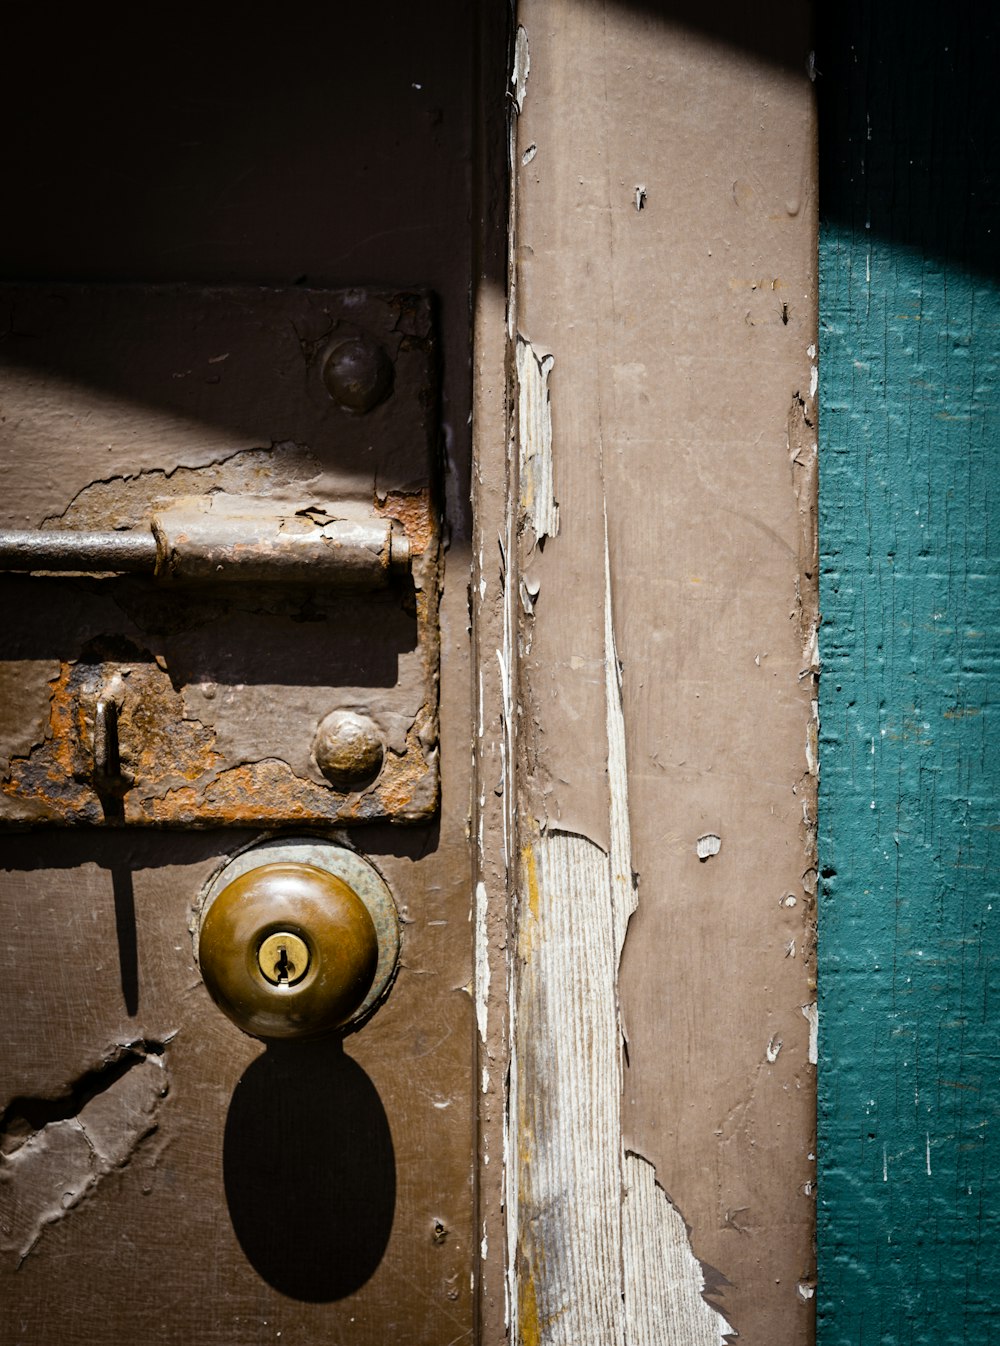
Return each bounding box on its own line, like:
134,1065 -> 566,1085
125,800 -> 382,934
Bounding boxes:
0,497 -> 411,586
0,283 -> 442,828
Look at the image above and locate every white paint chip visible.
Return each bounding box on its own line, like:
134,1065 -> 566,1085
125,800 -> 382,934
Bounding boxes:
801,1002 -> 819,1065
474,879 -> 491,1046
696,833 -> 721,861
516,338 -> 559,543
766,1036 -> 783,1064
511,25 -> 530,112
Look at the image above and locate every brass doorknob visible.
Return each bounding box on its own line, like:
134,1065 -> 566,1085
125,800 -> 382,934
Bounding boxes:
198,861 -> 379,1040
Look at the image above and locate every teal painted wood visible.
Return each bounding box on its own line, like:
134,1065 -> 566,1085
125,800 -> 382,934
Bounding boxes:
818,6 -> 999,1343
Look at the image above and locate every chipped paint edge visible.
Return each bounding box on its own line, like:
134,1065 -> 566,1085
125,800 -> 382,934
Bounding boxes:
507,514 -> 734,1345
515,338 -> 559,544
475,879 -> 491,1055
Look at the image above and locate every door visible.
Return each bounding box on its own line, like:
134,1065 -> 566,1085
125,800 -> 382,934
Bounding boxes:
0,12 -> 479,1346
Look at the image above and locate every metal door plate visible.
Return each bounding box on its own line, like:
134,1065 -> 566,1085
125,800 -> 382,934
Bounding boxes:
0,285 -> 441,826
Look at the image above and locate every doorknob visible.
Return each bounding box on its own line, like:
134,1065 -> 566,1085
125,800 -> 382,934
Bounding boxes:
195,838 -> 400,1040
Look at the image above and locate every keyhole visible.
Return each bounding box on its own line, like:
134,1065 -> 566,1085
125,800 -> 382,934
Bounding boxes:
256,931 -> 311,987
274,945 -> 292,984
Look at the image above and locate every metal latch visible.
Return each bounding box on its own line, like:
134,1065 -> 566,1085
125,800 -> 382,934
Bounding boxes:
0,496 -> 411,587
0,282 -> 441,828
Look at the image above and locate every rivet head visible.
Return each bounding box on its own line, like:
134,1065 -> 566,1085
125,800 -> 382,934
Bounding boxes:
322,336 -> 393,413
197,862 -> 379,1040
313,710 -> 384,789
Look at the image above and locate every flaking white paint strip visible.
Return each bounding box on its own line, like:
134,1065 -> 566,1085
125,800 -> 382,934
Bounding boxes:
516,339 -> 559,543
505,960 -> 518,1335
475,880 -> 491,1047
604,511 -> 636,954
801,1002 -> 819,1065
511,529 -> 733,1345
512,25 -> 530,112
497,646 -> 512,870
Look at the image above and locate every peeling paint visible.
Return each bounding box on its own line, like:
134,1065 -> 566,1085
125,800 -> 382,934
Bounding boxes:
475,880 -> 491,1044
511,26 -> 530,113
696,834 -> 722,861
801,1002 -> 818,1065
0,1041 -> 169,1263
510,524 -> 733,1344
623,1153 -> 735,1346
515,339 -> 559,545
603,516 -> 636,955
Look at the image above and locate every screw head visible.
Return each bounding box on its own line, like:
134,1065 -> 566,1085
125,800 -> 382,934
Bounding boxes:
322,336 -> 393,413
313,710 -> 384,789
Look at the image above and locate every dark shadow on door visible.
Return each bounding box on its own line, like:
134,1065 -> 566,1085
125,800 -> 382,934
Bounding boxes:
223,1038 -> 395,1301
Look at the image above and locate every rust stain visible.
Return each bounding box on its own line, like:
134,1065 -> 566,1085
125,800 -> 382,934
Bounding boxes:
521,842 -> 541,921
516,842 -> 542,964
374,488 -> 435,554
3,649 -> 437,826
518,1259 -> 542,1346
3,486 -> 440,831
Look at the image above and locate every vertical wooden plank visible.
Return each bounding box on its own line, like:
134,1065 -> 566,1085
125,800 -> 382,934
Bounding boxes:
509,2 -> 818,1341
471,5 -> 516,1344
818,4 -> 1000,1342
823,5 -> 1000,1340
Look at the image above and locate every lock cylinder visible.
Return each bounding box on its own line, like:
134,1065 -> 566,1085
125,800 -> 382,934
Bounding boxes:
195,840 -> 400,1041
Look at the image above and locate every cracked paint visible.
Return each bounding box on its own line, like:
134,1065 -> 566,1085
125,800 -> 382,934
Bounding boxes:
0,1041 -> 170,1264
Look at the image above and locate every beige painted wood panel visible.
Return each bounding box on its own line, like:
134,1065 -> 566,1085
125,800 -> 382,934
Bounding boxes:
505,3 -> 818,1341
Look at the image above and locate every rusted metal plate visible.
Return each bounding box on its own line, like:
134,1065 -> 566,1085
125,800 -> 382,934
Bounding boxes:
0,286 -> 441,826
